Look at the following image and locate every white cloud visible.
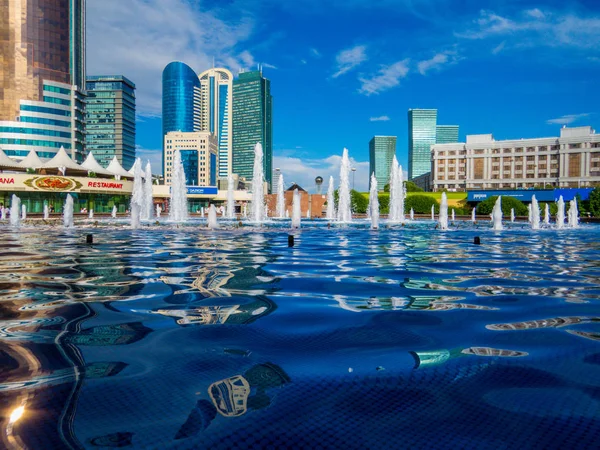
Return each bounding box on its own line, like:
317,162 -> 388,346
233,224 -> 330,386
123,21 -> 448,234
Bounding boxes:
456,9 -> 600,50
492,41 -> 506,54
274,153 -> 370,193
135,145 -> 163,174
262,63 -> 278,69
332,45 -> 368,78
546,113 -> 591,126
310,48 -> 321,58
358,60 -> 409,96
300,59 -> 307,64
370,116 -> 390,122
87,0 -> 255,117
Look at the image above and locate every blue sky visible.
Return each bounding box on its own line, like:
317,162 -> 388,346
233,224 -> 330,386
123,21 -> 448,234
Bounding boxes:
87,0 -> 600,191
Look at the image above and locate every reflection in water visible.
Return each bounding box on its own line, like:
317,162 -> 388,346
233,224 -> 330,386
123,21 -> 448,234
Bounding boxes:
0,226 -> 599,448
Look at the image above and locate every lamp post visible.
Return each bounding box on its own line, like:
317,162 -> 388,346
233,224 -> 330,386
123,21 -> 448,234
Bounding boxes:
351,167 -> 356,190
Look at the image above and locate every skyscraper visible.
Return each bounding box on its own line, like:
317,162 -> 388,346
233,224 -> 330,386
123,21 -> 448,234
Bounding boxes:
232,70 -> 273,191
436,125 -> 459,144
408,109 -> 437,180
86,76 -> 136,169
369,136 -> 397,191
0,0 -> 87,162
162,62 -> 201,175
198,68 -> 233,179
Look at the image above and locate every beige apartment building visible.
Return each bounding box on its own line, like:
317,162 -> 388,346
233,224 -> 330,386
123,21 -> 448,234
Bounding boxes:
164,131 -> 218,186
431,126 -> 600,191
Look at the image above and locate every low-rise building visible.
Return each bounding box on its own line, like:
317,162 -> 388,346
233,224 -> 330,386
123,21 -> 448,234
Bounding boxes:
164,131 -> 218,186
431,126 -> 600,191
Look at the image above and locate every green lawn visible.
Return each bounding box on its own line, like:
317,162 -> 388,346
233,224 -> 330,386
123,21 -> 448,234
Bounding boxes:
358,191 -> 467,201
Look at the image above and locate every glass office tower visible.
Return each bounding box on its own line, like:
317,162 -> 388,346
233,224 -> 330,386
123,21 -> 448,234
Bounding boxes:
436,125 -> 459,144
408,109 -> 437,180
369,136 -> 397,191
86,76 -> 136,169
162,62 -> 201,175
0,0 -> 87,162
232,70 -> 273,191
198,68 -> 233,179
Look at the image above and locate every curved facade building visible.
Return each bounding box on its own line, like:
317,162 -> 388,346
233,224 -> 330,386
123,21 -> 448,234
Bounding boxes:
0,0 -> 86,162
162,62 -> 201,175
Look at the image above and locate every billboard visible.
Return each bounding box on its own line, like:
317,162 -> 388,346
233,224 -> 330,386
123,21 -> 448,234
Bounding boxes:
187,186 -> 218,195
467,188 -> 594,203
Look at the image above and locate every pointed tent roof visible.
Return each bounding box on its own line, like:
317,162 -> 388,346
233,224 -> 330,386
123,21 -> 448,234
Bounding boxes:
0,148 -> 25,170
106,156 -> 134,179
81,152 -> 116,177
41,147 -> 87,175
18,150 -> 45,169
286,183 -> 306,192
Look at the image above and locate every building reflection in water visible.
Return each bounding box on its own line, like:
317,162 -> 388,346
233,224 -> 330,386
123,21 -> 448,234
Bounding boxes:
486,316 -> 600,331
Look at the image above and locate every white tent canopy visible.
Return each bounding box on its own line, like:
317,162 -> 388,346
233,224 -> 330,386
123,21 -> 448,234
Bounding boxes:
0,148 -> 25,170
106,156 -> 134,179
18,149 -> 45,169
41,147 -> 87,174
81,152 -> 116,178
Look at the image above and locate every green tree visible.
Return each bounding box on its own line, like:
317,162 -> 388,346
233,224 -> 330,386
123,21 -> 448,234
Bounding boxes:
405,181 -> 424,192
351,190 -> 369,214
378,194 -> 390,214
476,196 -> 528,216
589,187 -> 600,217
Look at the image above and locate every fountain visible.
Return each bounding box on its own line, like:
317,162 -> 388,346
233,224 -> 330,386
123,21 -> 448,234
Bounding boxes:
201,207 -> 205,218
431,205 -> 435,221
556,196 -> 565,229
438,192 -> 449,231
21,204 -> 26,220
207,204 -> 219,229
10,195 -> 21,227
510,208 -> 515,223
291,188 -> 301,229
226,173 -> 236,219
251,143 -> 265,223
112,205 -> 117,218
43,204 -> 49,220
451,209 -> 455,222
306,209 -> 311,219
337,148 -> 352,223
169,150 -> 188,223
1,206 -> 6,220
63,194 -> 74,228
89,209 -> 94,220
326,176 -> 336,220
472,208 -> 476,223
285,210 -> 289,218
130,158 -> 144,229
142,161 -> 154,221
156,204 -> 161,218
276,173 -> 285,219
410,208 -> 414,221
491,196 -> 503,230
388,156 -> 406,223
368,173 -> 379,230
527,204 -> 532,224
544,204 -> 550,225
530,195 -> 540,230
567,199 -> 579,228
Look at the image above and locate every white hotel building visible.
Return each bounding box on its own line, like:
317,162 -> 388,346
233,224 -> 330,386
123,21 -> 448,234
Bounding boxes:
431,126 -> 600,191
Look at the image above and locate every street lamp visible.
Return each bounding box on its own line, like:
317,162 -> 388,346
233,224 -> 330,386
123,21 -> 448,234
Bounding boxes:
351,167 -> 356,190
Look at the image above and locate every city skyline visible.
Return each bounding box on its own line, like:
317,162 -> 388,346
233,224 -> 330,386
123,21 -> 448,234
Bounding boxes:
86,0 -> 598,191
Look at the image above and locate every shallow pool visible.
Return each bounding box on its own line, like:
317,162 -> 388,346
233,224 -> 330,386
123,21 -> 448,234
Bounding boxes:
1,223 -> 600,449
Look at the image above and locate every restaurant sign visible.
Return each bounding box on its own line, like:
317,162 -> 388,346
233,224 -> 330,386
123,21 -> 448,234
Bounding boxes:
0,173 -> 132,194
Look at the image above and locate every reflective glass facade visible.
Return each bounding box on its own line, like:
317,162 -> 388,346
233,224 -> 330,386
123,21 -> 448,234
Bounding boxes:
86,76 -> 137,169
369,136 -> 397,191
436,125 -> 459,144
232,71 -> 273,191
180,150 -> 199,186
162,62 -> 201,175
408,109 -> 437,180
0,0 -> 86,162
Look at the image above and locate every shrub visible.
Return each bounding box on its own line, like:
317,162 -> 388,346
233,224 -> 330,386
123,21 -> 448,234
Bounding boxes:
351,190 -> 369,214
476,195 -> 528,216
405,194 -> 439,214
384,183 -> 390,193
406,181 -> 424,192
378,194 -> 390,214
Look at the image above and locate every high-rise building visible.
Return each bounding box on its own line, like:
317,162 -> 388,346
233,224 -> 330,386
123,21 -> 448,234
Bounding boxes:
198,68 -> 233,179
162,62 -> 201,175
164,131 -> 218,187
0,0 -> 87,162
369,136 -> 397,191
408,109 -> 437,180
436,125 -> 459,144
86,76 -> 136,169
232,70 -> 273,191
